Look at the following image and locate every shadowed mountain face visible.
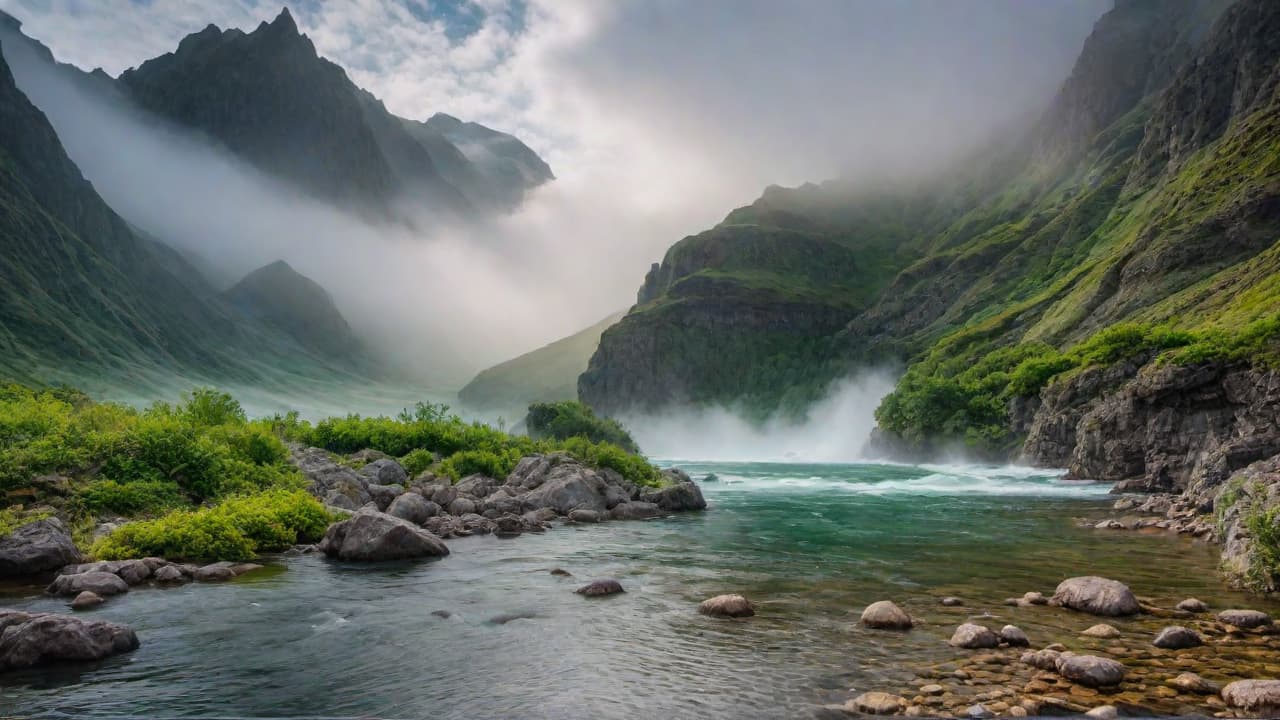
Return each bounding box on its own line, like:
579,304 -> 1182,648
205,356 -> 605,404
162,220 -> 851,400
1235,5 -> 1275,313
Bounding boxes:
112,8 -> 550,219
581,0 -> 1279,436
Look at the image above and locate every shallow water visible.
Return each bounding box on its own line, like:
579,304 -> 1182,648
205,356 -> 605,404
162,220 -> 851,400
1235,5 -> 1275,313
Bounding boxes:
3,461 -> 1277,718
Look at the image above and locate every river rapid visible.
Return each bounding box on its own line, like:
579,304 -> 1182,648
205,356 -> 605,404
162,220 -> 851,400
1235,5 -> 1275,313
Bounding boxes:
3,461 -> 1277,718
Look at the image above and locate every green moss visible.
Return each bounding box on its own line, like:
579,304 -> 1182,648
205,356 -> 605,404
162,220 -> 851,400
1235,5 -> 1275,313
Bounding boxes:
525,401 -> 640,453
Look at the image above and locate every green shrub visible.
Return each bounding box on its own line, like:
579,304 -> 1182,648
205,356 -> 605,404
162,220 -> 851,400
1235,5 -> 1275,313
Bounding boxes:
525,401 -> 641,453
0,507 -> 51,536
98,413 -> 228,501
400,448 -> 435,476
560,437 -> 663,487
439,449 -> 519,480
94,489 -> 332,561
180,388 -> 247,427
80,479 -> 185,516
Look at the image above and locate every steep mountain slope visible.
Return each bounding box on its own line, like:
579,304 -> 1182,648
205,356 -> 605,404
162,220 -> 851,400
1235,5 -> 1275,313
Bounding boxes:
459,312 -> 623,412
111,8 -> 549,218
583,0 -> 1278,487
0,42 -> 369,393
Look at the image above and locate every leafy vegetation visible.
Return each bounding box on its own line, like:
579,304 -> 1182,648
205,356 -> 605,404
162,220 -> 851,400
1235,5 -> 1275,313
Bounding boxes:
525,401 -> 640,453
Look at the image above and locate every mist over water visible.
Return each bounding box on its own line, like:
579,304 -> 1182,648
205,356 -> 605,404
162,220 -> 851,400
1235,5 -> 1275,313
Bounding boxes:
627,372 -> 898,462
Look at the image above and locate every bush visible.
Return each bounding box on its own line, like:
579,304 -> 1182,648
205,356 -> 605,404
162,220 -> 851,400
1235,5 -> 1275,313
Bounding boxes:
525,401 -> 641,453
439,449 -> 520,480
94,489 -> 332,561
80,479 -> 185,516
401,448 -> 435,476
560,437 -> 663,487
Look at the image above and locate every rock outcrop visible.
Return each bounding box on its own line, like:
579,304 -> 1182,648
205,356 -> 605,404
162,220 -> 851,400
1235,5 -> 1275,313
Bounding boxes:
0,609 -> 138,670
0,517 -> 82,577
317,507 -> 450,562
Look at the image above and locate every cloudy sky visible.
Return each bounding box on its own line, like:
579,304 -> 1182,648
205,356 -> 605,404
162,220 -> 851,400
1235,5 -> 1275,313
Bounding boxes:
0,0 -> 1110,386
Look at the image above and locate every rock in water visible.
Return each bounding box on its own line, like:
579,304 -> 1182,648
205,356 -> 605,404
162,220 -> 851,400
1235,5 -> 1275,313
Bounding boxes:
1055,654 -> 1127,687
950,623 -> 1000,649
860,601 -> 913,630
46,571 -> 129,597
1051,576 -> 1140,616
387,493 -> 439,525
848,692 -> 906,715
1084,706 -> 1118,719
318,507 -> 450,561
194,564 -> 235,582
0,609 -> 138,670
154,565 -> 186,584
1020,649 -> 1061,672
69,591 -> 104,610
1000,624 -> 1030,647
940,597 -> 963,606
1176,598 -> 1209,613
1153,625 -> 1203,649
1170,672 -> 1220,695
1217,609 -> 1272,628
575,578 -> 624,597
1023,591 -> 1049,605
1222,680 -> 1280,715
0,517 -> 83,577
698,594 -> 755,618
639,475 -> 708,511
1082,623 -> 1121,639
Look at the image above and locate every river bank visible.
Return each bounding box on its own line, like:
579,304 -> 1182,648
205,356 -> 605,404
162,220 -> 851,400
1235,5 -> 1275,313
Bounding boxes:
3,461 -> 1278,718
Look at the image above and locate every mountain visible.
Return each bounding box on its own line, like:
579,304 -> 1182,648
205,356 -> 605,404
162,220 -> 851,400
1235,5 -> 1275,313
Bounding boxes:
583,0 -> 1280,491
0,38 -> 369,393
111,7 -> 549,219
459,312 -> 624,413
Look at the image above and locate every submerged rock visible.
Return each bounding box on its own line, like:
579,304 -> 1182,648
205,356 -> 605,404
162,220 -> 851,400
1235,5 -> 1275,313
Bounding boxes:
0,609 -> 138,670
0,517 -> 82,577
1023,591 -> 1049,605
1051,576 -> 1140,616
1222,679 -> 1280,715
940,597 -> 963,606
1020,649 -> 1061,672
1084,705 -> 1118,719
848,692 -> 906,715
574,578 -> 624,597
999,624 -> 1030,647
860,601 -> 913,630
1176,598 -> 1209,613
318,507 -> 450,561
698,594 -> 754,618
1082,623 -> 1121,639
1217,608 -> 1272,628
950,623 -> 999,649
69,591 -> 104,610
1153,625 -> 1203,649
1055,653 -> 1127,687
1170,672 -> 1220,694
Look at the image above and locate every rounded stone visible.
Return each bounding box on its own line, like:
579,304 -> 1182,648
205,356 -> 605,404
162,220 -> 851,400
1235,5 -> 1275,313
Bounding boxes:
999,624 -> 1030,647
1082,623 -> 1121,639
1217,609 -> 1273,629
941,597 -> 963,606
848,692 -> 906,715
1176,598 -> 1209,613
1052,576 -> 1140,616
1170,672 -> 1219,695
950,623 -> 999,649
1023,591 -> 1048,605
1085,705 -> 1118,719
860,600 -> 913,630
698,594 -> 754,618
1153,625 -> 1203,649
1055,653 -> 1127,688
574,578 -> 624,597
1222,679 -> 1280,715
69,591 -> 103,610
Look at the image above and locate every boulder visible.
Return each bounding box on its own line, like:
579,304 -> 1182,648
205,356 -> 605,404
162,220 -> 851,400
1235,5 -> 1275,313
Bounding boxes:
522,462 -> 610,515
365,483 -> 404,511
1176,598 -> 1208,613
69,591 -> 104,610
950,623 -> 999,649
1170,672 -> 1220,695
0,517 -> 83,577
1023,591 -> 1049,605
318,507 -> 450,561
387,493 -> 439,525
848,692 -> 906,715
639,477 -> 707,511
115,559 -> 152,585
348,448 -> 390,464
574,578 -> 624,597
1020,649 -> 1061,672
290,446 -> 372,506
454,474 -> 497,498
698,594 -> 755,618
1217,609 -> 1272,628
0,609 -> 138,670
568,508 -> 604,523
610,502 -> 663,520
47,571 -> 128,597
1055,653 -> 1127,687
154,565 -> 185,584
430,484 -> 458,508
1082,623 -> 1121,639
1000,624 -> 1030,647
1222,680 -> 1280,715
1153,625 -> 1203,649
860,600 -> 913,630
447,497 -> 478,516
1051,576 -> 1140,616
359,458 -> 408,486
482,491 -> 523,516
194,564 -> 235,582
494,515 -> 523,536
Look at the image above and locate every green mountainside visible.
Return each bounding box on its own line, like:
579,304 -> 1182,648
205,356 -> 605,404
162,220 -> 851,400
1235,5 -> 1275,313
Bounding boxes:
459,312 -> 624,413
582,0 -> 1280,452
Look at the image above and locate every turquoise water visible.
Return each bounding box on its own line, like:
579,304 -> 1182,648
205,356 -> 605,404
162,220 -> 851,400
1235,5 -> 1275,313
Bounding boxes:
1,461 -> 1272,718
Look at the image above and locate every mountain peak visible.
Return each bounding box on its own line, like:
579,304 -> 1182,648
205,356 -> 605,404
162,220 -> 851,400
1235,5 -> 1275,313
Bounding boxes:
268,7 -> 298,35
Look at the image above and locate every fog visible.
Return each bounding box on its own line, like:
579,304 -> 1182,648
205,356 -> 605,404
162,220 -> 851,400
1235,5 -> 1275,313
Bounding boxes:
624,372 -> 899,463
0,1 -> 1109,393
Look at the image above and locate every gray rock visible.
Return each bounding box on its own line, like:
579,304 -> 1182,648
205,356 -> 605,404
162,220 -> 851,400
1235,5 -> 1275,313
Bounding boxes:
999,624 -> 1030,647
1082,623 -> 1121,639
154,565 -> 185,584
0,517 -> 83,577
494,515 -> 523,535
1084,705 -> 1117,719
610,501 -> 662,520
430,484 -> 458,508
950,623 -> 999,649
861,600 -> 913,630
324,490 -> 361,511
568,508 -> 604,523
454,474 -> 497,498
387,493 -> 439,525
290,446 -> 372,507
1170,672 -> 1220,694
194,564 -> 235,582
360,458 -> 408,486
1020,649 -> 1061,672
447,497 -> 478,516
1176,598 -> 1209,613
69,591 -> 104,610
348,448 -> 390,464
1051,576 -> 1140,616
967,703 -> 995,719
47,571 -> 129,597
1055,653 -> 1127,687
639,477 -> 707,511
550,568 -> 572,576
482,490 -> 523,516
1153,625 -> 1203,649
940,596 -> 963,606
698,594 -> 754,618
366,483 -> 404,511
847,692 -> 906,715
575,578 -> 624,597
115,559 -> 151,585
603,484 -> 632,509
522,462 -> 610,514
318,507 -> 450,561
1023,591 -> 1049,605
0,609 -> 138,670
1217,608 -> 1272,628
1222,679 -> 1280,715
